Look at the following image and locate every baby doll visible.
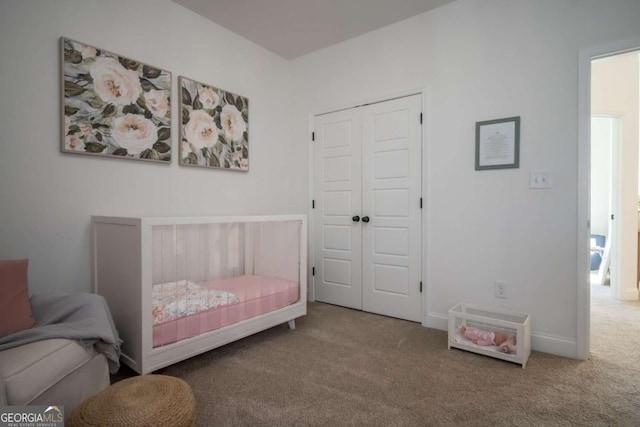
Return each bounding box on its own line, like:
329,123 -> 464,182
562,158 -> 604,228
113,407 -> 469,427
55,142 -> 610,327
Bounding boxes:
460,325 -> 508,346
498,335 -> 517,354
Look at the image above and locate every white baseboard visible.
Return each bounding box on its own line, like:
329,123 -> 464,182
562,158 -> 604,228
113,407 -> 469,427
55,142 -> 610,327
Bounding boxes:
530,332 -> 576,358
620,288 -> 639,301
425,311 -> 577,359
425,311 -> 448,330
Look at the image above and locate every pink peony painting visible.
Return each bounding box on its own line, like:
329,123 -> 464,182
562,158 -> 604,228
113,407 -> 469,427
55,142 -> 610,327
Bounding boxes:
61,37 -> 171,162
179,76 -> 249,171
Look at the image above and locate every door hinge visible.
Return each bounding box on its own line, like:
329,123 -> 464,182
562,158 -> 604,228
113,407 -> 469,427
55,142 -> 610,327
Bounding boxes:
420,113 -> 423,124
312,200 -> 315,209
420,281 -> 423,293
611,214 -> 615,220
312,267 -> 315,276
312,132 -> 315,141
420,197 -> 423,209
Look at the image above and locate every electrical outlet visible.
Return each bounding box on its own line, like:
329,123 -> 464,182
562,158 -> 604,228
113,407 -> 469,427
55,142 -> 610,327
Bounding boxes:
494,281 -> 507,299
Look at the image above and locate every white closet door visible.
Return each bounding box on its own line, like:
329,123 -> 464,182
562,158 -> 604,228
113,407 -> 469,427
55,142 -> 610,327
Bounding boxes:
313,108 -> 363,309
361,94 -> 422,322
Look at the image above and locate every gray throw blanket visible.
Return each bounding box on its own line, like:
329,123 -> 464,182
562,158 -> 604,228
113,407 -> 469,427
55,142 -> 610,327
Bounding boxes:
0,293 -> 122,374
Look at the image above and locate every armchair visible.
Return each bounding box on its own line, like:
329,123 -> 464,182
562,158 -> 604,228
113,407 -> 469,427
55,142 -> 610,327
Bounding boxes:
0,293 -> 120,414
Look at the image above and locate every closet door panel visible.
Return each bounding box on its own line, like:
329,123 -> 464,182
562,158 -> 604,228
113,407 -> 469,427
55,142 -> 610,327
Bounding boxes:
362,95 -> 422,322
313,109 -> 363,309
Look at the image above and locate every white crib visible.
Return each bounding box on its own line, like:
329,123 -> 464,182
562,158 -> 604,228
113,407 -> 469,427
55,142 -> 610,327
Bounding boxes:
91,215 -> 307,374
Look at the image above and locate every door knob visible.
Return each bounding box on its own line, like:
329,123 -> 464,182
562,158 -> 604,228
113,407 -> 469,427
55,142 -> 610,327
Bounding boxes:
352,215 -> 360,222
362,216 -> 370,223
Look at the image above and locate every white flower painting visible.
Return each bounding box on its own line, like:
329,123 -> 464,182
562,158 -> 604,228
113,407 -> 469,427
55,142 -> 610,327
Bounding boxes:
61,38 -> 171,162
179,76 -> 249,171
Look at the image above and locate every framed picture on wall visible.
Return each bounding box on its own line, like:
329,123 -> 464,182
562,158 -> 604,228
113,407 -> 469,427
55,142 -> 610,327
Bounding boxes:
61,37 -> 172,163
475,116 -> 520,170
179,76 -> 249,171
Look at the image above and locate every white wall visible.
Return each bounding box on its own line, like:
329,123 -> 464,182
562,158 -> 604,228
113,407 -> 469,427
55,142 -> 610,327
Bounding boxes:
0,0 -> 307,294
292,0 -> 640,357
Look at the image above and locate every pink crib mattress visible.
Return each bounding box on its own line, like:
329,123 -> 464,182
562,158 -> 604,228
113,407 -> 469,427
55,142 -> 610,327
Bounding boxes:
152,275 -> 299,348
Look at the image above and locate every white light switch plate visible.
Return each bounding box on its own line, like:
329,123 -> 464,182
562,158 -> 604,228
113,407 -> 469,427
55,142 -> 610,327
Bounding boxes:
530,171 -> 550,189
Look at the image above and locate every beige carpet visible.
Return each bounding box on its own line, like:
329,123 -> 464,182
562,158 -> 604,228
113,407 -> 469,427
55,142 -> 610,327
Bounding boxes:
144,289 -> 640,426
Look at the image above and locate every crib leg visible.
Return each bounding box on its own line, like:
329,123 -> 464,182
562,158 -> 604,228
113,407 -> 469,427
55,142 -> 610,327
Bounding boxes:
288,320 -> 296,330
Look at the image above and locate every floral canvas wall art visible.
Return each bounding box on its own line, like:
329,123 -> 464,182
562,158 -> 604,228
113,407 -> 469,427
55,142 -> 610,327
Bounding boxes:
179,76 -> 249,171
61,38 -> 171,162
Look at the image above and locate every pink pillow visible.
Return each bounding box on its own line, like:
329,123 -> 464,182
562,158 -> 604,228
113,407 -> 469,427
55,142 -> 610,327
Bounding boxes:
0,259 -> 36,337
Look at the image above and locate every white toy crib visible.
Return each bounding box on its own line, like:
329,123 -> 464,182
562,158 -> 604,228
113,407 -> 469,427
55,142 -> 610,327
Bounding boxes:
92,215 -> 307,374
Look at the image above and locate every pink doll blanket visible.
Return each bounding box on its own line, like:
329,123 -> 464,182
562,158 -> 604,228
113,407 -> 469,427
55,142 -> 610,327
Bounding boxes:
462,326 -> 496,346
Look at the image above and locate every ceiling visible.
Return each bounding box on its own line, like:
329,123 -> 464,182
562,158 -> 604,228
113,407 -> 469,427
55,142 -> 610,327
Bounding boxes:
173,0 -> 455,59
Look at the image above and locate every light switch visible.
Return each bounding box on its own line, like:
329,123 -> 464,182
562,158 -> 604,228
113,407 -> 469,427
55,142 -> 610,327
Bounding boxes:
530,171 -> 550,189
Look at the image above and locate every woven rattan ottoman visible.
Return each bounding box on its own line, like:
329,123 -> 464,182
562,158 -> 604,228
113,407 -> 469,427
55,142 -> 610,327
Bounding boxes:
68,375 -> 195,427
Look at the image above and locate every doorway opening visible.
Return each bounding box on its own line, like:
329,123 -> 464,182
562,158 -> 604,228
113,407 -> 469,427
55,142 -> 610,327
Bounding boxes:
588,49 -> 640,358
589,115 -> 618,290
